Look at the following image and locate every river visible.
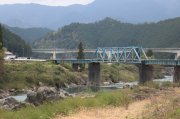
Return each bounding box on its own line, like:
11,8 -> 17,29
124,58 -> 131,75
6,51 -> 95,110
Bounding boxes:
0,76 -> 173,101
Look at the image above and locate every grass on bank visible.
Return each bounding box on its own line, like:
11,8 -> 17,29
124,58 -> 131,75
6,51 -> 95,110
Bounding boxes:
0,61 -> 140,89
0,89 -> 132,119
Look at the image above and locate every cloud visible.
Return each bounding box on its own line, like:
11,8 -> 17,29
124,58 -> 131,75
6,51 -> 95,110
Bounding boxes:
0,0 -> 95,6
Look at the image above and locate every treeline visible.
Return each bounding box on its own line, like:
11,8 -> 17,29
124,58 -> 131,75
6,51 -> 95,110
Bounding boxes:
31,17 -> 180,58
2,24 -> 52,42
1,25 -> 32,57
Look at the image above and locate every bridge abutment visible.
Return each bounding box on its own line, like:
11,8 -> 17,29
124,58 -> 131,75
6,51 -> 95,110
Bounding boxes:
72,63 -> 79,71
88,63 -> 101,84
138,64 -> 153,84
173,66 -> 180,83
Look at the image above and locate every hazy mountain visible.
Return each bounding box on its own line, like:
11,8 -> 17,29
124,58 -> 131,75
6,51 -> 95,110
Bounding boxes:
0,0 -> 180,30
2,24 -> 52,42
5,18 -> 33,28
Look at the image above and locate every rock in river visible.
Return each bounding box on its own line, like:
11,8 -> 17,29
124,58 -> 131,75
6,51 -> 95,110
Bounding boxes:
25,86 -> 74,106
0,89 -> 10,99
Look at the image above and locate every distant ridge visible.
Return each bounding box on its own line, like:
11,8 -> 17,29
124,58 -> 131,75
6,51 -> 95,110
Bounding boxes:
0,0 -> 180,30
2,24 -> 52,42
31,17 -> 180,50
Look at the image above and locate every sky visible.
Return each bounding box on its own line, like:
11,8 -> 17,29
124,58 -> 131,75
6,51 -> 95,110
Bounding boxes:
0,0 -> 95,6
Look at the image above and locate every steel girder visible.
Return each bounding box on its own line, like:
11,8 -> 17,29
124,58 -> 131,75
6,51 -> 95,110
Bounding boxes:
91,46 -> 148,63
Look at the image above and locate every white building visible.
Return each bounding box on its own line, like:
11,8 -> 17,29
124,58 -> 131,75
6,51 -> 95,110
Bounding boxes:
4,51 -> 16,61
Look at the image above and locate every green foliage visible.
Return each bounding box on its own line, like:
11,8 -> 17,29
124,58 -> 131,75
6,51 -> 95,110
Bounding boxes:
2,25 -> 32,57
2,24 -> 52,42
101,63 -> 139,82
0,24 -> 3,49
161,81 -> 173,87
0,25 -> 5,75
77,42 -> 85,71
143,80 -> 160,89
146,49 -> 153,57
0,89 -> 132,119
61,63 -> 74,71
31,17 -> 180,59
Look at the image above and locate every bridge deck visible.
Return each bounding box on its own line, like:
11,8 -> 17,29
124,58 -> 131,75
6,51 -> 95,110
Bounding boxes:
54,59 -> 180,65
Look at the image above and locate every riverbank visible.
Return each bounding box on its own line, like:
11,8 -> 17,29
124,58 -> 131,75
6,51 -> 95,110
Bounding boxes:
0,81 -> 180,119
56,87 -> 180,119
0,61 -> 139,90
0,61 -> 164,90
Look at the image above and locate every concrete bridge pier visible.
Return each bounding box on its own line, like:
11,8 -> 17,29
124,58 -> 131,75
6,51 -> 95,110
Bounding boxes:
53,51 -> 56,59
173,66 -> 180,83
138,64 -> 153,84
72,63 -> 79,71
88,63 -> 101,84
175,53 -> 180,60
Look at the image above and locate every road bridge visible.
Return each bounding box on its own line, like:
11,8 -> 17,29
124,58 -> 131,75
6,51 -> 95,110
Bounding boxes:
46,46 -> 180,85
32,48 -> 180,60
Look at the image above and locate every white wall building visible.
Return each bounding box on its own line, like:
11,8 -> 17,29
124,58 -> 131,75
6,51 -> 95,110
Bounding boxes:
4,51 -> 16,61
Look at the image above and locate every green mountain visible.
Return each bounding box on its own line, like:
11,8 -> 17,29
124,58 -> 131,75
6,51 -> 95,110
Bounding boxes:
31,17 -> 180,50
2,24 -> 52,42
2,25 -> 32,57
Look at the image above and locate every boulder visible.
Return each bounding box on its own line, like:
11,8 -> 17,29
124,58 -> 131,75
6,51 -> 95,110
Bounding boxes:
59,89 -> 70,96
139,88 -> 157,94
39,82 -> 44,86
9,89 -> 15,92
123,84 -> 130,89
0,100 -> 5,106
1,97 -> 31,110
63,83 -> 69,88
25,87 -> 71,106
119,81 -> 124,84
132,94 -> 151,101
76,78 -> 86,85
69,83 -> 77,87
103,82 -> 110,85
0,89 -> 10,98
130,85 -> 139,90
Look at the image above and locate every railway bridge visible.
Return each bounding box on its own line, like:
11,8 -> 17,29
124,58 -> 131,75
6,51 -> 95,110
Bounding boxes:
33,46 -> 180,84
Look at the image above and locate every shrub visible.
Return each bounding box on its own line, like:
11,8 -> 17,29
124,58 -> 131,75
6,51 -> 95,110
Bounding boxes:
61,63 -> 74,71
143,80 -> 160,89
57,65 -> 66,73
25,75 -> 34,84
161,81 -> 173,87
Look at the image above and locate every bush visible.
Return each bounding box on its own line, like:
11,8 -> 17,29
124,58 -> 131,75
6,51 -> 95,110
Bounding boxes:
61,63 -> 74,71
25,75 -> 34,84
161,81 -> 173,87
143,80 -> 160,89
109,74 -> 119,83
57,65 -> 66,73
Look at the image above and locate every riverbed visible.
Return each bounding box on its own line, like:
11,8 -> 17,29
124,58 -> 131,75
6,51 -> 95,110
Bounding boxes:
0,76 -> 173,101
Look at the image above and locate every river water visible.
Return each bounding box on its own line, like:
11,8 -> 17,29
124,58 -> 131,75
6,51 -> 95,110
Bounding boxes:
0,76 -> 173,101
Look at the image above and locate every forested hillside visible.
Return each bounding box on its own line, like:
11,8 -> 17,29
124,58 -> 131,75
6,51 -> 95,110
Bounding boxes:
31,17 -> 180,50
2,24 -> 52,42
2,25 -> 32,57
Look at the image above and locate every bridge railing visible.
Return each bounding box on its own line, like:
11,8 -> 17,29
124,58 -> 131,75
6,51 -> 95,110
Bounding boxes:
91,46 -> 148,63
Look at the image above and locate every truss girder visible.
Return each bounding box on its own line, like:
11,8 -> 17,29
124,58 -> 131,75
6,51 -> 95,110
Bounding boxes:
91,46 -> 148,63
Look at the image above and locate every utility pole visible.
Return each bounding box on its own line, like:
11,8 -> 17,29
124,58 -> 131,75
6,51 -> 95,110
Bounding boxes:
22,48 -> 24,59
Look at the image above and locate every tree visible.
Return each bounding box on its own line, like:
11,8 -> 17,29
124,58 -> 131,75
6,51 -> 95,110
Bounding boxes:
0,24 -> 3,49
77,42 -> 85,71
0,24 -> 5,74
146,49 -> 153,57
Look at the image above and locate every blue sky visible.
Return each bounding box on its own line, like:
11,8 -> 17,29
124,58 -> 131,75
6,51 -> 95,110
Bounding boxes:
0,0 -> 95,6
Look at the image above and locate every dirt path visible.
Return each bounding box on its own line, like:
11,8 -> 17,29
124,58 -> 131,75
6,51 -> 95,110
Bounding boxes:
55,88 -> 180,119
55,99 -> 151,119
